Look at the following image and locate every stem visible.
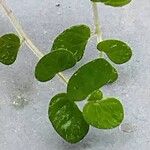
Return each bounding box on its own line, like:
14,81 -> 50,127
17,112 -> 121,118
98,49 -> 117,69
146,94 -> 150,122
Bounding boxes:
92,2 -> 103,42
0,0 -> 68,84
92,2 -> 103,57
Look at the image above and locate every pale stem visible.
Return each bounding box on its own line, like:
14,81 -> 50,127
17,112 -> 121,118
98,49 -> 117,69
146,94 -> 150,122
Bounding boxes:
0,0 -> 68,84
92,2 -> 103,57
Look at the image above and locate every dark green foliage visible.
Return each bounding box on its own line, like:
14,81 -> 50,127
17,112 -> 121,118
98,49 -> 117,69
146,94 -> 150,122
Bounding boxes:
48,93 -> 89,143
35,49 -> 76,82
97,39 -> 132,64
0,34 -> 20,65
0,0 -> 133,142
67,58 -> 114,101
52,25 -> 91,61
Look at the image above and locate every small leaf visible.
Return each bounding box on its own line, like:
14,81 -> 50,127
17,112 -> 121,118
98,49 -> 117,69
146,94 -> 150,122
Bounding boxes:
0,33 -> 20,65
91,0 -> 131,7
67,58 -> 114,101
83,98 -> 124,129
97,40 -> 132,64
108,66 -> 118,84
51,25 -> 91,61
35,49 -> 76,82
48,93 -> 89,143
88,90 -> 103,101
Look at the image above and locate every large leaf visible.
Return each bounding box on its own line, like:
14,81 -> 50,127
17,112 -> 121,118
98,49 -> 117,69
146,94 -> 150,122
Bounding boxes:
67,58 -> 113,101
97,40 -> 132,64
48,93 -> 89,143
83,98 -> 124,129
51,25 -> 91,61
91,0 -> 131,7
35,49 -> 76,82
0,33 -> 20,65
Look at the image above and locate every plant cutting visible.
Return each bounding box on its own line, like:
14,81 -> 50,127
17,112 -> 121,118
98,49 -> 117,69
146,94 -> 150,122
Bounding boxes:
0,0 -> 133,144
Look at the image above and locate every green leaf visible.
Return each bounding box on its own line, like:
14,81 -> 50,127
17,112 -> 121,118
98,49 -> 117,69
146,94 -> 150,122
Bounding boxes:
97,40 -> 132,64
0,33 -> 20,65
83,98 -> 124,129
51,25 -> 91,61
91,0 -> 131,7
67,58 -> 114,101
48,93 -> 89,143
35,49 -> 76,82
88,90 -> 103,101
108,66 -> 118,84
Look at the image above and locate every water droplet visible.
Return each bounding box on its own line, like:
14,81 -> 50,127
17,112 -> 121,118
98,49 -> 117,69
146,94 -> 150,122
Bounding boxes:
120,123 -> 136,133
12,95 -> 28,108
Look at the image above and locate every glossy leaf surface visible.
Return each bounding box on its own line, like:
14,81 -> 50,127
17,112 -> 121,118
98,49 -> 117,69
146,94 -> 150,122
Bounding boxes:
67,58 -> 113,101
48,93 -> 89,143
52,25 -> 91,61
35,49 -> 76,82
0,34 -> 20,65
83,98 -> 124,129
97,40 -> 132,64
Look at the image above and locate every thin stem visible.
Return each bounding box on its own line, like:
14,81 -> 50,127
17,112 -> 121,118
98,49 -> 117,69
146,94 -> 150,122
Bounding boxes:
92,2 -> 103,57
0,0 -> 68,84
92,2 -> 103,42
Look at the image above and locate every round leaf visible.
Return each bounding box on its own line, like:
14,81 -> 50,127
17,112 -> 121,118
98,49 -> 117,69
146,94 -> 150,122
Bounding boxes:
35,49 -> 76,82
48,93 -> 89,143
83,98 -> 124,129
91,0 -> 131,7
97,40 -> 132,64
0,33 -> 20,65
67,58 -> 114,101
51,25 -> 91,61
88,90 -> 103,101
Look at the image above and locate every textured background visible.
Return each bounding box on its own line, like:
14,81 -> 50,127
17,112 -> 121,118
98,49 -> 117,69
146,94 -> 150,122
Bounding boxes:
0,0 -> 150,149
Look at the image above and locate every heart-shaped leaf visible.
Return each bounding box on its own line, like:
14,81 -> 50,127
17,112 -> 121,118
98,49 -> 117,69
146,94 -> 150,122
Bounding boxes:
83,98 -> 124,129
35,49 -> 76,82
0,33 -> 20,65
97,40 -> 132,64
88,90 -> 103,101
91,0 -> 131,7
51,25 -> 91,61
48,93 -> 89,143
67,58 -> 114,101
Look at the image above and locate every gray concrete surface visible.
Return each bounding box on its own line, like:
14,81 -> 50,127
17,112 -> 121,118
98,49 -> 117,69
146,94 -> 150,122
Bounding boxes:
0,0 -> 150,149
